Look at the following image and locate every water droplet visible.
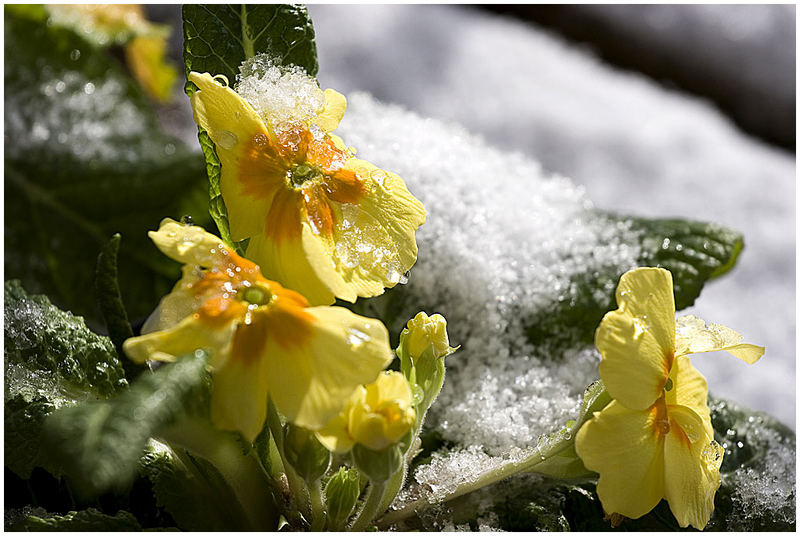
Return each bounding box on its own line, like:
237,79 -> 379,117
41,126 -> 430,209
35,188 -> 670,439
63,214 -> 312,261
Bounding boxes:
213,74 -> 229,87
70,49 -> 81,61
253,133 -> 269,148
632,317 -> 648,338
83,82 -> 96,95
217,130 -> 238,150
370,169 -> 387,186
55,80 -> 66,93
164,143 -> 176,155
347,328 -> 370,349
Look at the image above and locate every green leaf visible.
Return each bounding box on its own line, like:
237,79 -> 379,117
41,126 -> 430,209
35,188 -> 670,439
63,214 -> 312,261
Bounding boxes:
41,351 -> 210,496
181,4 -> 318,252
140,440 -> 250,531
9,507 -> 143,531
524,213 -> 744,350
4,280 -> 127,479
4,11 -> 210,326
95,234 -> 150,380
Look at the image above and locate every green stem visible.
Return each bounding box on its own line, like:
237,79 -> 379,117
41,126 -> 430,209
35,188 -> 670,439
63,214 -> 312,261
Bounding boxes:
377,440 -> 575,528
158,418 -> 279,530
267,399 -> 311,523
350,481 -> 388,531
309,479 -> 327,531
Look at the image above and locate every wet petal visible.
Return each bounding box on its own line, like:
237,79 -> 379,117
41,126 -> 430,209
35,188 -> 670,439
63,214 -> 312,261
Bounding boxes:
596,268 -> 676,410
315,88 -> 346,132
149,218 -> 228,267
575,400 -> 665,520
188,72 -> 278,241
141,265 -> 209,334
265,306 -> 393,430
675,315 -> 764,364
663,409 -> 722,529
123,298 -> 244,366
665,356 -> 712,439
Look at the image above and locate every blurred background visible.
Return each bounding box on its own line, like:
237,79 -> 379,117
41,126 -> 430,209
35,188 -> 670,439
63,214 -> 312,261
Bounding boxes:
150,4 -> 796,428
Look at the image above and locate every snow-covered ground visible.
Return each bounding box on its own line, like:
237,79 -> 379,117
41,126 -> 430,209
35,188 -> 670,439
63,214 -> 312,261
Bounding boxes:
308,4 -> 795,428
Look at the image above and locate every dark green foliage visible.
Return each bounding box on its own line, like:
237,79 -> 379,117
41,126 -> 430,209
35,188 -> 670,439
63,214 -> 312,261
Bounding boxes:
9,507 -> 144,531
4,11 -> 209,326
41,352 -> 210,496
181,4 -> 318,252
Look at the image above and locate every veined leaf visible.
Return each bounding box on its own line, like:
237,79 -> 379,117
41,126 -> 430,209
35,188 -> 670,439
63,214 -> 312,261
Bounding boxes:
4,10 -> 210,326
4,280 -> 126,478
181,4 -> 318,252
41,351 -> 210,496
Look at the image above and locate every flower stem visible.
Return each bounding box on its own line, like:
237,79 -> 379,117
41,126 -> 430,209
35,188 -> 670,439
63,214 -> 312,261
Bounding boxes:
267,399 -> 311,523
350,481 -> 388,531
158,417 -> 279,531
309,479 -> 327,531
377,440 -> 577,528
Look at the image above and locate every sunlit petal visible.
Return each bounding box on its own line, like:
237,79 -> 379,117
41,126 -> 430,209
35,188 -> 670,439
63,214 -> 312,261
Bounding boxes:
315,88 -> 347,133
575,400 -> 665,520
675,315 -> 764,364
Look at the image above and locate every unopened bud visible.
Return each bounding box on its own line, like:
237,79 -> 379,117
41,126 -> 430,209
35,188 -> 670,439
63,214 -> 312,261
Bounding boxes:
283,423 -> 331,482
405,312 -> 452,363
324,467 -> 361,527
352,442 -> 404,483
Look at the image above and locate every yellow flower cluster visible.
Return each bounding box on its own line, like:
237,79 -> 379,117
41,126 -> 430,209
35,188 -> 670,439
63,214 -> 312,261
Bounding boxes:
575,268 -> 764,529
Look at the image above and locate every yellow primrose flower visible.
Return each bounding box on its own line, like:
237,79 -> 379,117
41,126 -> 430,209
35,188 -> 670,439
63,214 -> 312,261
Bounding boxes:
575,267 -> 764,529
406,311 -> 451,363
45,4 -> 177,102
315,371 -> 416,452
187,71 -> 427,305
123,218 -> 393,441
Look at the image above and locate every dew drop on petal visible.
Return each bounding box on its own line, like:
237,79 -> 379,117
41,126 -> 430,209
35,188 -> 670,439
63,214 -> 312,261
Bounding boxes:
217,130 -> 238,150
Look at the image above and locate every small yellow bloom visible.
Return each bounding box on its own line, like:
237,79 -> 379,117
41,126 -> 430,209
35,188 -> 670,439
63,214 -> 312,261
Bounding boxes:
406,312 -> 451,363
45,4 -> 177,102
315,371 -> 416,452
187,72 -> 427,305
575,267 -> 764,529
123,219 -> 393,441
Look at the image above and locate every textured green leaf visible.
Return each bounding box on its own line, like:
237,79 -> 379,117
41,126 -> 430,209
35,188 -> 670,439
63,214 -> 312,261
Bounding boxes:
524,213 -> 744,350
4,11 -> 209,326
9,507 -> 143,531
4,280 -> 127,479
41,352 -> 210,496
181,4 -> 318,252
140,441 -> 249,531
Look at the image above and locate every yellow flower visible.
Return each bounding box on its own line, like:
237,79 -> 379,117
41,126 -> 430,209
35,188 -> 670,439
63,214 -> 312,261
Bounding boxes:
405,311 -> 451,362
45,4 -> 177,102
123,218 -> 393,441
575,267 -> 764,529
315,371 -> 416,452
187,72 -> 426,305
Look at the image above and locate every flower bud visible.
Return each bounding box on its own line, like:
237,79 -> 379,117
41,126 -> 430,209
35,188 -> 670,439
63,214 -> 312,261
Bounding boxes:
316,371 -> 416,454
324,467 -> 361,527
405,312 -> 451,363
283,423 -> 331,483
352,442 -> 404,483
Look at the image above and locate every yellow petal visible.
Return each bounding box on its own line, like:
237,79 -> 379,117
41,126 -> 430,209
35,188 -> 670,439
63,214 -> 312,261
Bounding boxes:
596,268 -> 676,410
315,88 -> 347,132
148,217 -> 228,267
247,225 -> 340,305
663,407 -> 722,529
188,72 -> 276,241
210,331 -> 271,442
141,265 -> 209,334
665,356 -> 712,439
125,35 -> 177,102
575,400 -> 665,520
123,307 -> 238,367
315,390 -> 361,454
265,307 -> 393,430
675,315 -> 764,364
